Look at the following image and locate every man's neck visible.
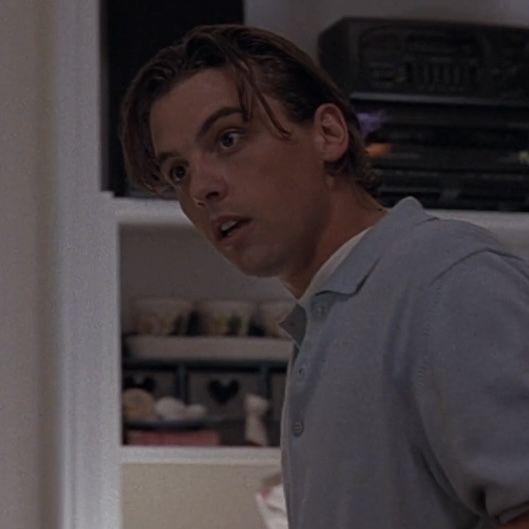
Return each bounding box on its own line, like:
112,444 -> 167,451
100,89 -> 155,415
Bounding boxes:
281,188 -> 386,298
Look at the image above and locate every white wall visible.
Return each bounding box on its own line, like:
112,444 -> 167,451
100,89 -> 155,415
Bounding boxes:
0,0 -> 48,527
1,2 -> 119,528
244,0 -> 323,57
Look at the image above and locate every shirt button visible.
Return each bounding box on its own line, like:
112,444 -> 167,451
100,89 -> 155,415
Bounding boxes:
293,420 -> 304,436
297,364 -> 306,378
314,304 -> 327,318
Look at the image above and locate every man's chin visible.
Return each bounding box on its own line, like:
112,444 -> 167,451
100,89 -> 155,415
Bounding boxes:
227,255 -> 282,278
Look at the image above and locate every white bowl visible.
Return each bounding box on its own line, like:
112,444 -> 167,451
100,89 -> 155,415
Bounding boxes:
133,297 -> 193,336
195,300 -> 255,336
122,388 -> 157,421
155,397 -> 187,420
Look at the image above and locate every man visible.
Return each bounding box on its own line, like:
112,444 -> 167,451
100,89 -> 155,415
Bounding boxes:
120,24 -> 529,529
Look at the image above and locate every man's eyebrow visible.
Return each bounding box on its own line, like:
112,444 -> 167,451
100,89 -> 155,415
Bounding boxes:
196,105 -> 244,140
154,106 -> 244,169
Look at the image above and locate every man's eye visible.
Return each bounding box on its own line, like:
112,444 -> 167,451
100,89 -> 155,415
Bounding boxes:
167,165 -> 187,185
219,130 -> 241,149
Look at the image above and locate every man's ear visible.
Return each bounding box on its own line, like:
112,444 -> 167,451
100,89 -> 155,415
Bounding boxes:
313,103 -> 349,163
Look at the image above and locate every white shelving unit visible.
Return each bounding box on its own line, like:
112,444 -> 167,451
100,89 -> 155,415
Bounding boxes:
117,197 -> 289,465
116,196 -> 529,464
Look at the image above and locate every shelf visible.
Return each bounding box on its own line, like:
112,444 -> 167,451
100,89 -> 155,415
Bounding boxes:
125,417 -> 280,434
124,336 -> 293,362
125,417 -> 224,431
123,358 -> 288,375
113,197 -> 529,244
115,197 -> 191,228
121,445 -> 281,465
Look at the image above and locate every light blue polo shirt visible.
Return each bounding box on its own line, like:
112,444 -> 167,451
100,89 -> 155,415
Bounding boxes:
280,197 -> 529,529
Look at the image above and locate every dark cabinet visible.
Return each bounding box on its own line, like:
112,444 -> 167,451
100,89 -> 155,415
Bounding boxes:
100,0 -> 245,195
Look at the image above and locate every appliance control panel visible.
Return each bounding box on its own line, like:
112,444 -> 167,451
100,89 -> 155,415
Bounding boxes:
319,18 -> 529,106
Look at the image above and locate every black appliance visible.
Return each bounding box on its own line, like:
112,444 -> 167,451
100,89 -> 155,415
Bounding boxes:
319,18 -> 529,211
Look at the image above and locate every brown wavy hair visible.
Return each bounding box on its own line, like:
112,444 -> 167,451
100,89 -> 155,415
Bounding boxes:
119,24 -> 380,195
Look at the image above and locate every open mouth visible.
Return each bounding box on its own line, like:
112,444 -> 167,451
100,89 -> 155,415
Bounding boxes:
218,218 -> 251,240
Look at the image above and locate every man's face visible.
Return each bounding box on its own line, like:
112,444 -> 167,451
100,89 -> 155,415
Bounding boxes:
149,68 -> 337,287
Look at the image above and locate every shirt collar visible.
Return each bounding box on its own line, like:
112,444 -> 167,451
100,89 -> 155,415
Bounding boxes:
280,197 -> 434,344
297,227 -> 371,308
321,197 -> 433,296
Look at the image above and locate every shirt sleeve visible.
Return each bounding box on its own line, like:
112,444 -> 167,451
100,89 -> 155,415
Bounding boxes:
418,249 -> 529,525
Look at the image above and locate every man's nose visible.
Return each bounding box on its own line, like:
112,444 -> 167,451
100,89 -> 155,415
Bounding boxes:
189,157 -> 228,206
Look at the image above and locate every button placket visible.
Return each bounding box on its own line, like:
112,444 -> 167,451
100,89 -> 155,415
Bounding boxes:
293,338 -> 310,383
311,300 -> 329,320
292,420 -> 304,436
296,362 -> 306,379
